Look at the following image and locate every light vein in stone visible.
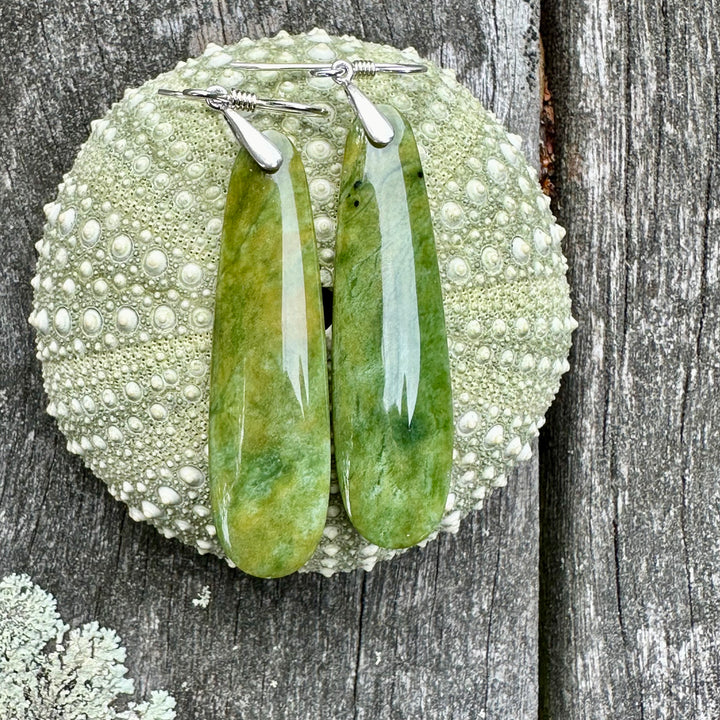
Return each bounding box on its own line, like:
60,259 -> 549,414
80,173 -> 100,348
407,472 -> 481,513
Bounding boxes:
366,133 -> 422,425
278,159 -> 310,412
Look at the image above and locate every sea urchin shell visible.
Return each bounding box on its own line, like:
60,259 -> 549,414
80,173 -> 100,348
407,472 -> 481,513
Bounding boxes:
30,29 -> 575,575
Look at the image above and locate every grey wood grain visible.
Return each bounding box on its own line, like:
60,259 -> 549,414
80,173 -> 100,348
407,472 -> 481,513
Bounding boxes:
0,1 -> 542,718
539,0 -> 720,717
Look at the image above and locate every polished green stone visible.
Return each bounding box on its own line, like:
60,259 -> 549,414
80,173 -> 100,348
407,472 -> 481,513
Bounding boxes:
209,131 -> 330,578
332,105 -> 454,549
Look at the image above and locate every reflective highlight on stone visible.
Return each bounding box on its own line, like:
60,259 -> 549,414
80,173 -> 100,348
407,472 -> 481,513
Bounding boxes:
209,131 -> 330,577
333,105 -> 454,549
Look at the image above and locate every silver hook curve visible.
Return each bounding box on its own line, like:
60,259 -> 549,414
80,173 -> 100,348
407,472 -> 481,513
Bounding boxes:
158,87 -> 328,116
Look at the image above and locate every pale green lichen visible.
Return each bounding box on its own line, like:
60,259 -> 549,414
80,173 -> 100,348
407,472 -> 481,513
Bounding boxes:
191,585 -> 211,608
0,574 -> 176,719
30,29 -> 575,575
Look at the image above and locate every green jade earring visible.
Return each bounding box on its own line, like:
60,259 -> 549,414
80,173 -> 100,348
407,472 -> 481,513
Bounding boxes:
233,60 -> 455,549
158,86 -> 331,578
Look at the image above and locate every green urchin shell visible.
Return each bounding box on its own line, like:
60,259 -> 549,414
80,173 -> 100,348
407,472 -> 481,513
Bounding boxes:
30,29 -> 575,575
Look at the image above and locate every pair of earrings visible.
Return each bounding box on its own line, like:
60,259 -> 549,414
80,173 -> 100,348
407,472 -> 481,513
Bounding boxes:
160,59 -> 454,578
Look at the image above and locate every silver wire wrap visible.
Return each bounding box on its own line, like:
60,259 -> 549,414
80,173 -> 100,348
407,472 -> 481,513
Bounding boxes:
224,88 -> 258,111
351,60 -> 377,76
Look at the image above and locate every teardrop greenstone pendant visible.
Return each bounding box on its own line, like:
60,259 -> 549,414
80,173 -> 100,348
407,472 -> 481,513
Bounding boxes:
209,130 -> 330,578
332,105 -> 454,549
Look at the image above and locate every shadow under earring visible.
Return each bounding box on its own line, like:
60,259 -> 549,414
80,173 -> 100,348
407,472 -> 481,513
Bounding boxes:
159,86 -> 331,577
232,61 -> 454,549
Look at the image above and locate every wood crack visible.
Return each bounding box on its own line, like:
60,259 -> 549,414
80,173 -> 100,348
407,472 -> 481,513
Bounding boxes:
482,499 -> 503,717
351,571 -> 366,720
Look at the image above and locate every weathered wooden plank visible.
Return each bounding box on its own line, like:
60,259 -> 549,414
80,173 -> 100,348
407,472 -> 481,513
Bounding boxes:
540,1 -> 720,717
0,1 -> 542,717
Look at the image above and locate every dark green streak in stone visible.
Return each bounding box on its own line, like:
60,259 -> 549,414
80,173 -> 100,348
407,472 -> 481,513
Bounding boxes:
209,131 -> 330,578
332,105 -> 454,549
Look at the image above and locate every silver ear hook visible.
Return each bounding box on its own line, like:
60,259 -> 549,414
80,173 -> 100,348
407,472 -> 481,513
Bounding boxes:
157,86 -> 327,173
311,60 -> 393,147
231,60 -> 427,147
230,60 -> 427,75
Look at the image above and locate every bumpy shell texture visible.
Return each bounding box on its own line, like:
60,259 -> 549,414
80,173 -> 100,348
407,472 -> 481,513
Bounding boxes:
30,30 -> 575,575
